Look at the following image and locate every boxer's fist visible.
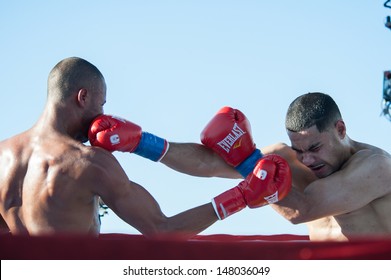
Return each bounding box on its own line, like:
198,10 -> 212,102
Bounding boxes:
88,115 -> 142,152
212,154 -> 292,220
89,115 -> 169,161
242,154 -> 292,208
201,106 -> 263,177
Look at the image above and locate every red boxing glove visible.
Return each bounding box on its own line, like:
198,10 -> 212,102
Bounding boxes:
201,106 -> 255,166
201,106 -> 263,177
212,154 -> 292,220
89,115 -> 169,161
88,115 -> 142,152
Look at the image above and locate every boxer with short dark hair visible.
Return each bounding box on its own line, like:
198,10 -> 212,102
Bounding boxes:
0,57 -> 292,238
95,93 -> 391,241
271,92 -> 391,240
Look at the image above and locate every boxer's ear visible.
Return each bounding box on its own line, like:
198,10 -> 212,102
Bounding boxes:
76,88 -> 88,108
335,119 -> 346,139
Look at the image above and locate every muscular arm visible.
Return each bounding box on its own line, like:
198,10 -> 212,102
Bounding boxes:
272,153 -> 391,224
162,142 -> 317,190
88,115 -> 307,181
107,180 -> 217,239
161,142 -> 241,179
161,142 -> 318,184
91,148 -> 218,239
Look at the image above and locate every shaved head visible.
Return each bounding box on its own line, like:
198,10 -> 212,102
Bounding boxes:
47,57 -> 104,103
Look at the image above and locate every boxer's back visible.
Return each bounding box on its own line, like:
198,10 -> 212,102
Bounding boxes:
0,128 -> 100,235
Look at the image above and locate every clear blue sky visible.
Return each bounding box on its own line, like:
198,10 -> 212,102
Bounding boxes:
1,1 -> 390,236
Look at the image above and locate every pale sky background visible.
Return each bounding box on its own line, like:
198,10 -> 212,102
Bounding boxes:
1,1 -> 390,236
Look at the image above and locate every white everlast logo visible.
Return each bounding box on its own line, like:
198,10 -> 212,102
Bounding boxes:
217,123 -> 246,153
264,191 -> 279,204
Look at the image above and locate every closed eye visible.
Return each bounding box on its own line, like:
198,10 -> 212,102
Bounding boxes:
309,145 -> 321,152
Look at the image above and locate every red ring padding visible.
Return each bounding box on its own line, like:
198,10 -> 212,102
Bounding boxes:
1,233 -> 391,260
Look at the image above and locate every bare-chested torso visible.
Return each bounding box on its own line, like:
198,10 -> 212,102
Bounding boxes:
308,198 -> 391,241
306,142 -> 391,241
0,127 -> 101,236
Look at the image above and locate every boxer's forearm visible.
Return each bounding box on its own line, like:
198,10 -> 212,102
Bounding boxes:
161,142 -> 241,178
156,203 -> 218,239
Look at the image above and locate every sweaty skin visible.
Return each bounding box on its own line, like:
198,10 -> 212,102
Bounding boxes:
0,128 -> 102,235
272,124 -> 391,241
0,57 -> 219,238
162,131 -> 391,241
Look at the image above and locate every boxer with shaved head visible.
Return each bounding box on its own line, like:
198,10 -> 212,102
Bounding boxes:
0,57 -> 291,238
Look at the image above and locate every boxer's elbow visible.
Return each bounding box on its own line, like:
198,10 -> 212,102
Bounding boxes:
272,203 -> 308,225
285,209 -> 316,225
289,215 -> 306,225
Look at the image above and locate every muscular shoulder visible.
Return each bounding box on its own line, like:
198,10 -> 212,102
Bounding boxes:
81,146 -> 121,173
0,131 -> 29,154
326,148 -> 391,197
81,146 -> 130,192
261,143 -> 297,162
0,132 -> 31,178
351,142 -> 391,161
346,148 -> 391,175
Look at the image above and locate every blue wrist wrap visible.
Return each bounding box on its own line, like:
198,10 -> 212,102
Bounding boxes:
134,132 -> 167,162
234,149 -> 264,178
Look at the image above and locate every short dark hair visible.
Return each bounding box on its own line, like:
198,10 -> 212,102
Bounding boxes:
285,92 -> 342,132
